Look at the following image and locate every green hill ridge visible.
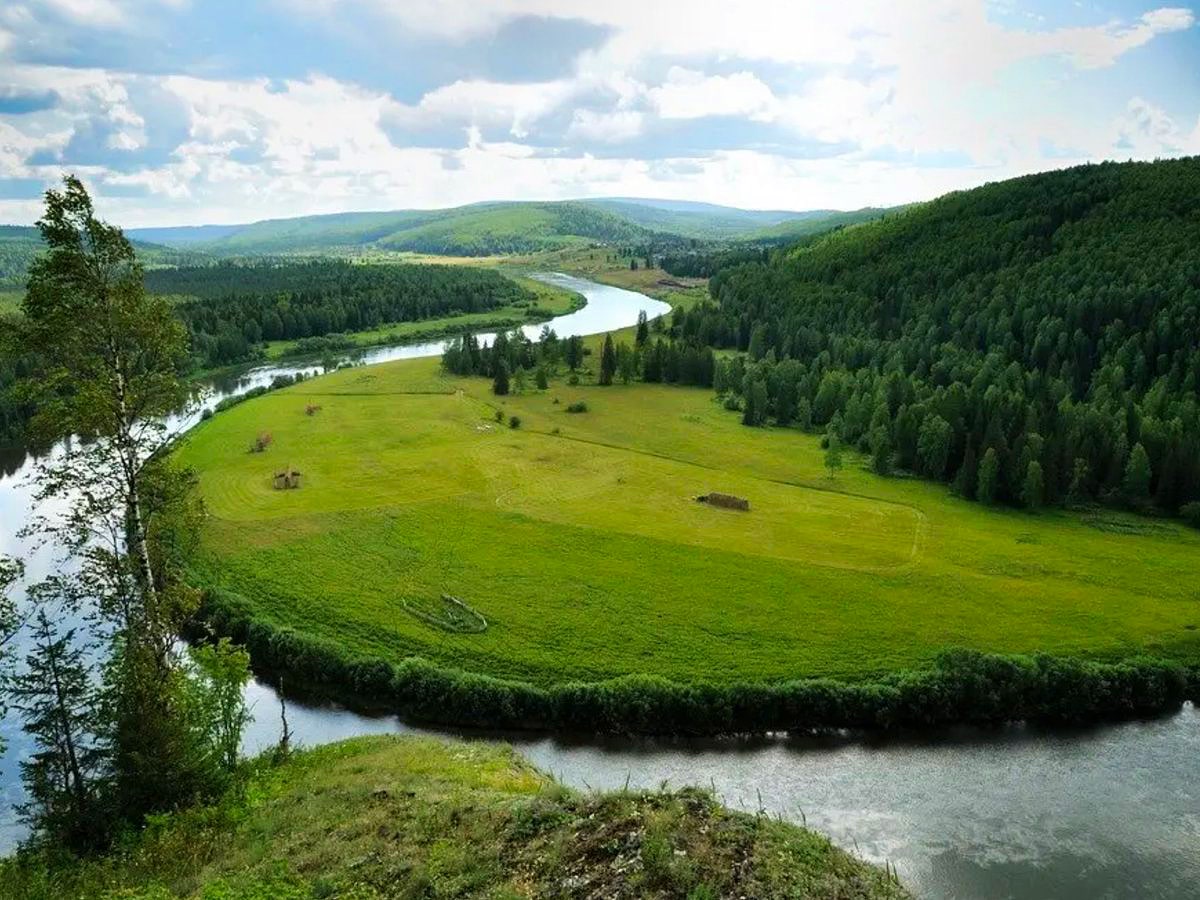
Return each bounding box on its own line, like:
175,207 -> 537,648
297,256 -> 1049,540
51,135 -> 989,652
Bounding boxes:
112,200 -> 888,257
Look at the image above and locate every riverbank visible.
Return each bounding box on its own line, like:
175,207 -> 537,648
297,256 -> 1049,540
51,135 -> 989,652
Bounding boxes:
195,582 -> 1197,736
0,734 -> 910,899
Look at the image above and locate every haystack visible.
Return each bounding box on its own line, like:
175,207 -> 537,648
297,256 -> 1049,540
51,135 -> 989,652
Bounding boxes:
273,466 -> 302,490
696,492 -> 750,511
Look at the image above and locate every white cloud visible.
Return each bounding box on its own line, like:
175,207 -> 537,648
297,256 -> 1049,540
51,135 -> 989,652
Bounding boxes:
1114,97 -> 1200,156
409,78 -> 577,138
566,108 -> 644,143
0,0 -> 1196,224
41,0 -> 127,27
647,68 -> 775,121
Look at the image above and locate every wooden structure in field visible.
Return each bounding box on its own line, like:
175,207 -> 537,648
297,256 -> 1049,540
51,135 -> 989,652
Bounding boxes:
273,466 -> 302,490
696,492 -> 750,511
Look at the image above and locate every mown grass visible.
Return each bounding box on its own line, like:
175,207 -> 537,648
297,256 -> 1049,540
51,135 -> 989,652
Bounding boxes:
1,735 -> 908,899
176,351 -> 1200,687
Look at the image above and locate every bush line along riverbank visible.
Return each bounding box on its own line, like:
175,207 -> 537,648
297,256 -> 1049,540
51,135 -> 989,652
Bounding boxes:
197,585 -> 1198,735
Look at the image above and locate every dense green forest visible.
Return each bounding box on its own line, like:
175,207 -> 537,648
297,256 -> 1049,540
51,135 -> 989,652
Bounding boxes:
681,157 -> 1200,515
151,260 -> 536,367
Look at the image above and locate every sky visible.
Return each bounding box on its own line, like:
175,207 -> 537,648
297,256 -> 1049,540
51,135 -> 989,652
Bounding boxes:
0,0 -> 1198,226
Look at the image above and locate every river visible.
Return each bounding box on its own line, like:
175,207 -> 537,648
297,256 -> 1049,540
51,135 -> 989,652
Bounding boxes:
1,274 -> 1196,899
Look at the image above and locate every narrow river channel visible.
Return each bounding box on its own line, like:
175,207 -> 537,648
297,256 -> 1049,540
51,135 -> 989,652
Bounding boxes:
1,275 -> 1195,899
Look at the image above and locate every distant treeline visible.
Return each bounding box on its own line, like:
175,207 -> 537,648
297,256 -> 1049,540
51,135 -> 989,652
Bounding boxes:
684,158 -> 1200,516
0,334 -> 38,444
660,246 -> 770,279
198,584 -> 1197,735
441,312 -> 716,390
148,260 -> 534,368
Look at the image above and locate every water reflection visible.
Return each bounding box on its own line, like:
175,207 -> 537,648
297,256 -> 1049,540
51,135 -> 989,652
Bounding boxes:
240,676 -> 1199,900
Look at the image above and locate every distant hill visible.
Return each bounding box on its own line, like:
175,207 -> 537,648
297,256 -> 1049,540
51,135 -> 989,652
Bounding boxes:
124,201 -> 660,256
0,225 -> 205,290
581,198 -> 829,240
745,206 -> 897,243
121,199 -> 888,257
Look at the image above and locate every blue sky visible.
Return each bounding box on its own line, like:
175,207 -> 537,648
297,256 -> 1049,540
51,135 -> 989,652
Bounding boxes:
0,0 -> 1197,226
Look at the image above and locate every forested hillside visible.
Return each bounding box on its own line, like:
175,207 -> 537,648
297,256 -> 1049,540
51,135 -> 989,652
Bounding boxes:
0,225 -> 202,288
150,260 -> 535,367
691,157 -> 1200,515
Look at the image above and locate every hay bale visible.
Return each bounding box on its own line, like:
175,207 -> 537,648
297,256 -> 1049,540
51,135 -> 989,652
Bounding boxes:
272,467 -> 302,490
696,492 -> 750,511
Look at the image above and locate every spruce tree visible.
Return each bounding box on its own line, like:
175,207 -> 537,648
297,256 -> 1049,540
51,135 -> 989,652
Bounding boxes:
953,439 -> 978,499
824,428 -> 844,478
11,608 -> 105,852
492,359 -> 510,396
977,448 -> 1000,504
870,426 -> 893,476
635,310 -> 649,347
1067,458 -> 1091,506
1123,442 -> 1152,504
599,334 -> 617,386
1022,461 -> 1044,510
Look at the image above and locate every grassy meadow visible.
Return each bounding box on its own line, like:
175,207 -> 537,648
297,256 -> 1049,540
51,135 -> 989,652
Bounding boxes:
177,349 -> 1200,687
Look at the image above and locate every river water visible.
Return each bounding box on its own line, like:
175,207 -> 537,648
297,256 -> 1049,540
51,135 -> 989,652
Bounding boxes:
1,275 -> 1196,899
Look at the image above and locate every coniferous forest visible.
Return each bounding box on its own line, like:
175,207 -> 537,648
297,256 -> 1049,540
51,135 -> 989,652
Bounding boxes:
670,158 -> 1200,515
151,260 -> 535,368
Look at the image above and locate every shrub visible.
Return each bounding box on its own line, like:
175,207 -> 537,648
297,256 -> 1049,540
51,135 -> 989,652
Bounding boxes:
250,432 -> 273,453
493,409 -> 504,423
1181,502 -> 1200,529
566,401 -> 588,414
568,374 -> 580,386
200,408 -> 214,421
509,415 -> 521,430
305,403 -> 322,416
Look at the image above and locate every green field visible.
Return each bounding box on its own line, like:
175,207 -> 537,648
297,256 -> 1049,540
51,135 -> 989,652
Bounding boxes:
177,349 -> 1200,687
